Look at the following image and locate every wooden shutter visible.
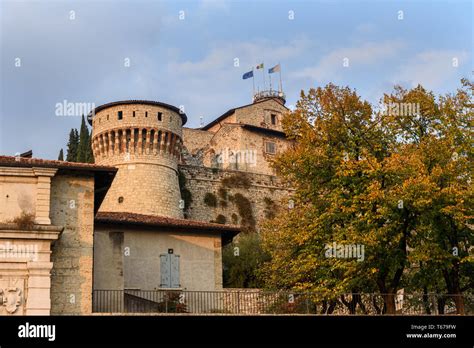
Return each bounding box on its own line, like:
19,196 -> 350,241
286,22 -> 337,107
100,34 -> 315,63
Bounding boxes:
160,254 -> 180,288
170,255 -> 180,288
160,254 -> 171,288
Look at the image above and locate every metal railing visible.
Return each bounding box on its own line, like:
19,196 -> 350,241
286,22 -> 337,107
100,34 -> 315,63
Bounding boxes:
92,290 -> 473,315
253,90 -> 286,102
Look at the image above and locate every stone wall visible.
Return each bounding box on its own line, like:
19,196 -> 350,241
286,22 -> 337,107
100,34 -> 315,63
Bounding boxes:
182,128 -> 213,155
178,165 -> 294,231
49,174 -> 95,315
233,98 -> 288,132
99,163 -> 182,218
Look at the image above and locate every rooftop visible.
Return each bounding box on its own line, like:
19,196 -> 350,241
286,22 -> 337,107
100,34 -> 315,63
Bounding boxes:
87,100 -> 188,126
95,211 -> 240,244
0,156 -> 117,172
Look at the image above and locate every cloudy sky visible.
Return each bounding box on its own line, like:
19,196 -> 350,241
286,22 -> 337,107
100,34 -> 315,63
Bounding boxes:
0,0 -> 471,159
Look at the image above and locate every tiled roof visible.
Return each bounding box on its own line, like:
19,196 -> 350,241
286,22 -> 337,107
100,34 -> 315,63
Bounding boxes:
0,156 -> 117,172
95,211 -> 241,233
87,100 -> 187,125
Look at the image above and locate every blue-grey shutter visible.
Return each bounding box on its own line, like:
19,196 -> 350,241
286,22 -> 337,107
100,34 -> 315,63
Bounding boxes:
170,255 -> 180,288
160,254 -> 171,287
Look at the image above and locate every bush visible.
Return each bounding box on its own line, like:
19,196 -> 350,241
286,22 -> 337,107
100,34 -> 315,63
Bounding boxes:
214,214 -> 226,224
233,193 -> 255,232
178,170 -> 192,211
204,192 -> 218,207
221,173 -> 251,189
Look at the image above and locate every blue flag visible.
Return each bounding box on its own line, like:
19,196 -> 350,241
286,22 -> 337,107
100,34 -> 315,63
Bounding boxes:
242,70 -> 253,79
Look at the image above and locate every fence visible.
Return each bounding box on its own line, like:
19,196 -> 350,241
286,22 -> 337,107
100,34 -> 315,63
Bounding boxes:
92,289 -> 473,315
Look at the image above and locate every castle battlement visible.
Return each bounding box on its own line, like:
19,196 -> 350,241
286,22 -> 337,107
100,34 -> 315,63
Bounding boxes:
89,100 -> 186,219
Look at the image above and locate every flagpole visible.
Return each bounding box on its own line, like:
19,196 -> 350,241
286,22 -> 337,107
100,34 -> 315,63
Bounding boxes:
269,74 -> 272,91
278,62 -> 283,93
252,68 -> 255,97
262,62 -> 266,90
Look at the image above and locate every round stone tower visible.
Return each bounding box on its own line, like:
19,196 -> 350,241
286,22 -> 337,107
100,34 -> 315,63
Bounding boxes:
88,100 -> 187,218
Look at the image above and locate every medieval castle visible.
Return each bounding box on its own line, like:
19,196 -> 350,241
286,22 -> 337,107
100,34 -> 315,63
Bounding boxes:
0,90 -> 293,315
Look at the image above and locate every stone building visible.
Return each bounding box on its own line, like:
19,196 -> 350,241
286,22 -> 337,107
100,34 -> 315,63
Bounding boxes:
183,91 -> 291,176
180,91 -> 294,229
0,91 -> 294,315
0,156 -> 116,315
89,100 -> 239,299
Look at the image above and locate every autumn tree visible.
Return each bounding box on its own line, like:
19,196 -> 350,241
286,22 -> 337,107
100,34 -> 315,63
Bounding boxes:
260,81 -> 473,314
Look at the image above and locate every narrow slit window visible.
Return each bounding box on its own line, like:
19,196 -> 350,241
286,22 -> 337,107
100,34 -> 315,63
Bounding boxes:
271,114 -> 277,125
118,111 -> 123,120
158,112 -> 162,121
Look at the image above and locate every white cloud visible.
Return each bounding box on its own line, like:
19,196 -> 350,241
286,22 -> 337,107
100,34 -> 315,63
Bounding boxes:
168,37 -> 312,74
393,50 -> 469,89
291,40 -> 406,82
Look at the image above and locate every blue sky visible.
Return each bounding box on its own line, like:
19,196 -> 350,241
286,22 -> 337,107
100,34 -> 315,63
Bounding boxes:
0,0 -> 472,159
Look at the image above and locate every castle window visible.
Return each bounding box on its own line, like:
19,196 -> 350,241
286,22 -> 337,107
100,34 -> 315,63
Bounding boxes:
118,111 -> 123,120
145,111 -> 148,118
107,115 -> 109,120
133,111 -> 136,117
118,196 -> 124,203
158,112 -> 162,121
271,114 -> 277,125
265,141 -> 276,154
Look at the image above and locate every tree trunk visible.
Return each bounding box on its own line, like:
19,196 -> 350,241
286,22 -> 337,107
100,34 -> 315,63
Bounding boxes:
453,294 -> 465,315
383,293 -> 396,314
437,296 -> 446,314
422,287 -> 431,314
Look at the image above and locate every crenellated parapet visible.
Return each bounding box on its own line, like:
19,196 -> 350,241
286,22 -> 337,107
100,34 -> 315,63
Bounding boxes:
88,101 -> 187,218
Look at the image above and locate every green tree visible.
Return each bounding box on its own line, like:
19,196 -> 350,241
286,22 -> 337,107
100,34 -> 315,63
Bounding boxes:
223,233 -> 270,288
58,148 -> 64,161
66,128 -> 79,162
86,129 -> 94,163
77,115 -> 91,163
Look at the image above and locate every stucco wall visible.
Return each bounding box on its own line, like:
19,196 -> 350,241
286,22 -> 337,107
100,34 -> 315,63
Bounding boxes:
93,226 -> 223,291
0,172 -> 37,222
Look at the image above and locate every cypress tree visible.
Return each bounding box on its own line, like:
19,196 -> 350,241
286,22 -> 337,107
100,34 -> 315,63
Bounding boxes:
58,148 -> 64,161
77,115 -> 90,163
86,129 -> 94,163
66,128 -> 79,162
